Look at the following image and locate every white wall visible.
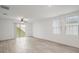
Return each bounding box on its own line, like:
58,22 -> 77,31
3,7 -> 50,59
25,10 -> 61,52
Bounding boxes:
0,16 -> 33,40
25,22 -> 33,37
0,17 -> 15,40
33,11 -> 79,48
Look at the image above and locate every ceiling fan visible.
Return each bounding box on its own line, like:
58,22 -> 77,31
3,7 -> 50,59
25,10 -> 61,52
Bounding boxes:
20,18 -> 28,23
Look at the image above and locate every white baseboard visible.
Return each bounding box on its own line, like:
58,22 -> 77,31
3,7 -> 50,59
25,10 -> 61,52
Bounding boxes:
33,36 -> 79,49
0,37 -> 14,41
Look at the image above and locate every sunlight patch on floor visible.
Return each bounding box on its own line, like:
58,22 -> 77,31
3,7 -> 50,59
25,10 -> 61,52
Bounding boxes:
15,37 -> 28,52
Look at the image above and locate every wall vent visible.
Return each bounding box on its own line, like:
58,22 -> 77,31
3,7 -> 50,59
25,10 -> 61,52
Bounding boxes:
0,5 -> 10,10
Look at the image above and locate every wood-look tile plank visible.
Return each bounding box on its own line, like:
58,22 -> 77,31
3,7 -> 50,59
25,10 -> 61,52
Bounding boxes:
0,37 -> 79,53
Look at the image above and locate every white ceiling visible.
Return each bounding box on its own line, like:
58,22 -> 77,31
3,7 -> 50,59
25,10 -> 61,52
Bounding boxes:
0,5 -> 79,22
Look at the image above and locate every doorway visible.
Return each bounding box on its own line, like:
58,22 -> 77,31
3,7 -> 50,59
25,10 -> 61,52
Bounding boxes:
16,23 -> 26,38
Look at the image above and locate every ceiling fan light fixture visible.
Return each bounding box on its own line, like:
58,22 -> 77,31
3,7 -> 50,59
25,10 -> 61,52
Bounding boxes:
17,16 -> 29,23
21,18 -> 24,22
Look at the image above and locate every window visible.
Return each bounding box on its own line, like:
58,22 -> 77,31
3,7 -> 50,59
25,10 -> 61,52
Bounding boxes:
52,19 -> 61,34
65,24 -> 78,35
65,16 -> 79,36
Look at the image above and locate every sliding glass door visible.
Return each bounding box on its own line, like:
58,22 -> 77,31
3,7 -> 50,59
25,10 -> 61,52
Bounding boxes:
16,23 -> 26,38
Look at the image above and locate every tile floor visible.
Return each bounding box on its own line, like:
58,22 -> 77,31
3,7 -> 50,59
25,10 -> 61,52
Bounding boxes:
0,37 -> 79,53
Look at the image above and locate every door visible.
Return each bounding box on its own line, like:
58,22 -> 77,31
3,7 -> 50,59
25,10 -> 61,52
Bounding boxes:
16,23 -> 26,38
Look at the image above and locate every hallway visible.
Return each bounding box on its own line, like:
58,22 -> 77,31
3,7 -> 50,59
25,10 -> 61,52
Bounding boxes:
0,37 -> 79,53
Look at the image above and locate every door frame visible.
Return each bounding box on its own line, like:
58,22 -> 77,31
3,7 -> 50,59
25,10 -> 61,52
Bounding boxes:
14,22 -> 26,39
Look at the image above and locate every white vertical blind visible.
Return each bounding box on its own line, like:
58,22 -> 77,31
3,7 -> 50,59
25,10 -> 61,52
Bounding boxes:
52,16 -> 79,36
65,16 -> 79,36
65,24 -> 78,35
52,19 -> 61,34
